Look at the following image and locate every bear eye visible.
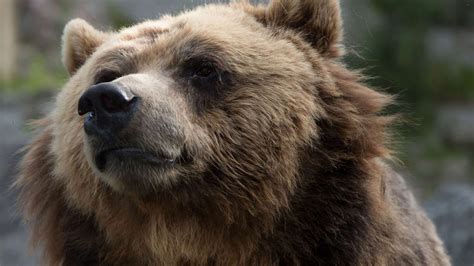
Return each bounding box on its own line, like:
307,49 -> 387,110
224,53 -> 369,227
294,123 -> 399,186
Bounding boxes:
194,63 -> 215,78
94,70 -> 122,84
192,62 -> 217,79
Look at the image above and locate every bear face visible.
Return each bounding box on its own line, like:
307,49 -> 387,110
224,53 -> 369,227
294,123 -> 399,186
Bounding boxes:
54,4 -> 332,200
16,1 -> 450,265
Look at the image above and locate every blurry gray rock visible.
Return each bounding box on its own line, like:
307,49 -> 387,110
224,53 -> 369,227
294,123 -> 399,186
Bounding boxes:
427,28 -> 474,67
0,92 -> 53,266
437,105 -> 474,148
425,184 -> 474,266
113,0 -> 199,20
111,0 -> 267,21
0,99 -> 33,265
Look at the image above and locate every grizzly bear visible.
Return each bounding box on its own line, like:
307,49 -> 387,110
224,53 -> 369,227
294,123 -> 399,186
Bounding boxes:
16,0 -> 450,265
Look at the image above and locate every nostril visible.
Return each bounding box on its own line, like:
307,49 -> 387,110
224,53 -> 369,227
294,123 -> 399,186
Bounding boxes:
78,97 -> 94,116
87,112 -> 95,121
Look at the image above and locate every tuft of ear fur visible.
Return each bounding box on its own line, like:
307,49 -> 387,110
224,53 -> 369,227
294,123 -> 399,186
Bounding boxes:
249,0 -> 344,58
62,19 -> 109,75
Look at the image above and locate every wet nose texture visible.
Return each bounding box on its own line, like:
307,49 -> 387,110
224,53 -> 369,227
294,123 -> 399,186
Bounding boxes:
78,83 -> 139,137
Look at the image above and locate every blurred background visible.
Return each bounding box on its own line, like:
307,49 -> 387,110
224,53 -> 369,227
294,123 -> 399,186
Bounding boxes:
0,0 -> 473,265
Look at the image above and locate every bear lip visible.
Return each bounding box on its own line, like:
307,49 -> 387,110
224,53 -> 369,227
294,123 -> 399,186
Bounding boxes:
95,147 -> 176,172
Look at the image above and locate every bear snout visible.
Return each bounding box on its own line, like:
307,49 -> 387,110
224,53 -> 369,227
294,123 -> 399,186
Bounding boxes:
77,81 -> 190,186
78,82 -> 139,137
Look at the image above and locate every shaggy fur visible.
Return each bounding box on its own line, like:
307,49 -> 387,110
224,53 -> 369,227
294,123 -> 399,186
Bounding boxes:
16,0 -> 450,265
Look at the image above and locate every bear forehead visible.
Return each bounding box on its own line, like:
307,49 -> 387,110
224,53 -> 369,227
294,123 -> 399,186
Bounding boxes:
116,5 -> 260,44
85,4 -> 298,75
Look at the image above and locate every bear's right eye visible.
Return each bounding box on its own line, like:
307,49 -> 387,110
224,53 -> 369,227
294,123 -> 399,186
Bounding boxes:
193,62 -> 217,79
94,70 -> 122,84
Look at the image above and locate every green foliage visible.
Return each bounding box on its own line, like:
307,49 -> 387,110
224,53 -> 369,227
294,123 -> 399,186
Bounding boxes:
348,0 -> 474,187
348,0 -> 474,136
371,0 -> 441,25
106,1 -> 134,29
3,55 -> 67,93
371,0 -> 474,27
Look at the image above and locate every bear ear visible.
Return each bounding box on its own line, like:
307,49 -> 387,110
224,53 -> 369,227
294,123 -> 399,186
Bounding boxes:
62,19 -> 109,76
252,0 -> 344,58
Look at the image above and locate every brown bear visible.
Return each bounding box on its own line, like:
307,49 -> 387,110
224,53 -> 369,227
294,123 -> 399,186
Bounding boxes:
16,0 -> 450,265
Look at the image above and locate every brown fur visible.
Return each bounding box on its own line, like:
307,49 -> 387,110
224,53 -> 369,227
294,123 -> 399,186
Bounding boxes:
16,1 -> 450,265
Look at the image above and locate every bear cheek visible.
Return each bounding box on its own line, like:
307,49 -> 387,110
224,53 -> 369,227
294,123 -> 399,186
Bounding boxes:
50,112 -> 100,211
52,82 -> 94,177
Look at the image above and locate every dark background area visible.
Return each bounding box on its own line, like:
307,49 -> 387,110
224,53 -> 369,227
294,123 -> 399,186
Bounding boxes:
0,0 -> 473,265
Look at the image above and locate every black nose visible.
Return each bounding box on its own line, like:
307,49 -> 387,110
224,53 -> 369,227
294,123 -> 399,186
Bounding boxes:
78,83 -> 138,135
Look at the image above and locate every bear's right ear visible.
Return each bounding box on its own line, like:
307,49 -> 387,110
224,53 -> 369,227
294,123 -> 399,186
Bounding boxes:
62,19 -> 109,76
245,0 -> 344,58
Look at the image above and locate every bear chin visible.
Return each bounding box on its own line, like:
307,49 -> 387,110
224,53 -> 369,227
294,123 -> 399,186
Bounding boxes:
86,144 -> 191,194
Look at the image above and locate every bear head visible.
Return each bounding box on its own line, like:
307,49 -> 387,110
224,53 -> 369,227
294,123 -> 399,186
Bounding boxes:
18,1 -> 393,263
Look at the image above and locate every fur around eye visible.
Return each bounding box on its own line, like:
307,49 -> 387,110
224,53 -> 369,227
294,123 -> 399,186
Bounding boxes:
94,70 -> 122,84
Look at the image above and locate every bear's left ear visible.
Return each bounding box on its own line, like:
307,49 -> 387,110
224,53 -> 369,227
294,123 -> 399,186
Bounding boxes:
249,0 -> 344,58
62,19 -> 109,76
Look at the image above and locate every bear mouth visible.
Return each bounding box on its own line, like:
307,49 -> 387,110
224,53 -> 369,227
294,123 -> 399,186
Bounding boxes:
95,148 -> 178,172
